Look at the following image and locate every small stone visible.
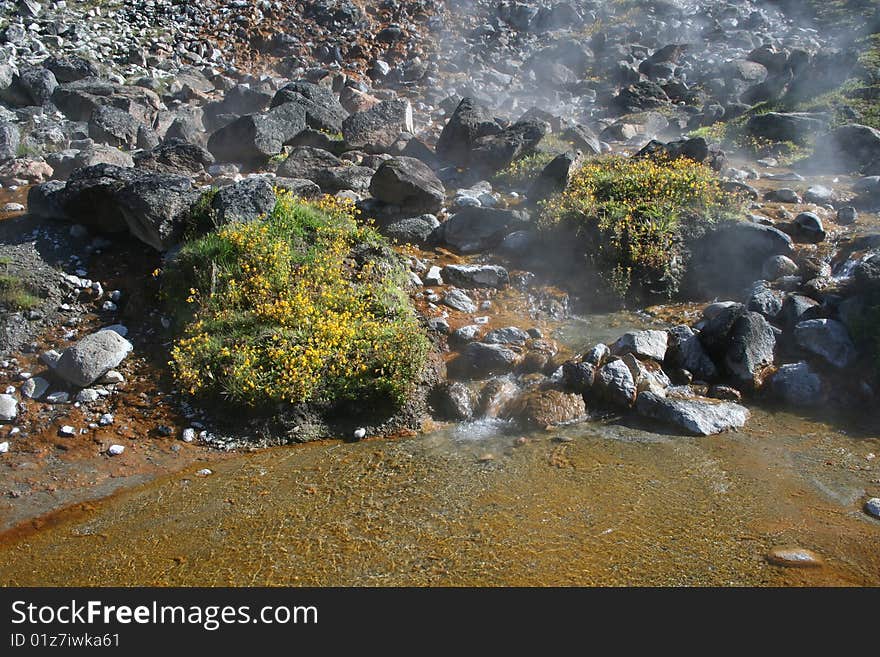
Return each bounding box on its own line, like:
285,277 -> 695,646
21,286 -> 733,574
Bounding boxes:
353,427 -> 367,440
45,391 -> 70,404
100,370 -> 124,384
4,386 -> 14,395
182,428 -> 196,443
0,441 -> 8,453
195,468 -> 213,477
865,498 -> 880,519
18,372 -> 32,381
766,547 -> 824,568
102,301 -> 118,311
107,444 -> 125,456
21,376 -> 49,400
59,425 -> 76,436
99,413 -> 114,426
0,394 -> 17,422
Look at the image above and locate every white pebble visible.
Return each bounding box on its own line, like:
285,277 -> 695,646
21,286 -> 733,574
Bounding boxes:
353,427 -> 367,440
46,391 -> 70,404
0,441 -> 8,454
866,498 -> 880,519
107,444 -> 125,456
182,428 -> 195,443
4,386 -> 14,395
59,425 -> 76,437
196,468 -> 213,477
99,413 -> 114,426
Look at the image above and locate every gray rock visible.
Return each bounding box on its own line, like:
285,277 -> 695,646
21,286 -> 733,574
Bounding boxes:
443,288 -> 477,313
836,207 -> 857,225
562,360 -> 596,393
594,359 -> 637,407
804,185 -> 835,205
665,325 -> 718,381
725,311 -> 776,386
207,102 -> 306,165
342,99 -> 413,153
276,146 -> 341,180
0,394 -> 17,422
451,342 -> 520,379
211,177 -> 276,226
435,97 -> 502,166
382,214 -> 439,245
450,324 -> 481,345
55,330 -> 133,388
441,264 -> 509,289
112,172 -> 200,250
483,326 -> 530,345
793,212 -> 826,243
432,381 -> 475,420
583,343 -> 610,367
635,391 -> 750,436
133,140 -> 215,175
794,319 -> 857,368
369,156 -> 445,215
0,122 -> 19,162
441,207 -> 524,253
746,281 -> 784,319
762,255 -> 799,280
865,498 -> 880,519
528,151 -> 580,202
764,188 -> 801,204
470,119 -> 547,174
770,361 -> 823,406
746,112 -> 827,143
270,81 -> 347,134
21,376 -> 49,400
611,330 -> 668,361
779,294 -> 820,328
89,104 -> 157,150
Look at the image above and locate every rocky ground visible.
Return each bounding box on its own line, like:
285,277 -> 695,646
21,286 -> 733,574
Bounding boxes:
1,0 -> 880,531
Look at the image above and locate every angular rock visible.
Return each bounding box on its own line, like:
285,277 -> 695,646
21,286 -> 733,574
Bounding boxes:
611,330 -> 668,361
0,394 -> 17,422
635,391 -> 750,436
793,319 -> 857,368
441,207 -> 524,253
451,342 -> 520,379
441,264 -> 509,289
133,139 -> 214,175
55,330 -> 133,388
470,119 -> 547,174
211,177 -> 276,226
276,146 -> 341,180
594,359 -> 637,408
724,311 -> 776,386
207,102 -> 306,165
443,288 -> 477,313
666,325 -> 718,381
435,97 -> 502,166
369,157 -> 445,215
381,214 -> 439,245
431,382 -> 475,420
342,99 -> 413,152
483,326 -> 530,346
770,362 -> 823,406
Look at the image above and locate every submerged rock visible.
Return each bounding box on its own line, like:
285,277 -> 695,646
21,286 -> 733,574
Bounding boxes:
766,547 -> 824,568
504,388 -> 586,429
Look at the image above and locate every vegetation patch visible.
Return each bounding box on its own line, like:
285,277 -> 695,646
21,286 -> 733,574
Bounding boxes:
537,155 -> 743,301
164,191 -> 430,413
0,274 -> 40,311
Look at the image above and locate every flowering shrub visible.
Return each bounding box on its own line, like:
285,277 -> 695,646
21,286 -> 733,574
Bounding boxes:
165,191 -> 430,409
538,155 -> 742,299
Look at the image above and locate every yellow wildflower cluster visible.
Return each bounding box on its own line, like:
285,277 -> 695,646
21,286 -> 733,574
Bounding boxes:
538,155 -> 742,299
168,191 -> 429,408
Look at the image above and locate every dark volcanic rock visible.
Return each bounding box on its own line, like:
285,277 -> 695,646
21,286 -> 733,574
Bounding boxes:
470,119 -> 547,174
276,146 -> 341,179
745,112 -> 827,144
450,342 -> 520,379
133,140 -> 214,175
207,102 -> 307,166
369,156 -> 445,215
270,81 -> 347,133
211,178 -> 277,226
342,99 -> 413,153
440,207 -> 524,253
504,388 -> 586,429
435,97 -> 502,166
724,311 -> 777,387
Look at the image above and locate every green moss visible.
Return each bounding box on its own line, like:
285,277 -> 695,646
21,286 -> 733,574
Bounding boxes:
164,192 -> 430,411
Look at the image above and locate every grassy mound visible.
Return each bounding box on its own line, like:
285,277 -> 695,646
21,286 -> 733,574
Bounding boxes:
537,155 -> 742,301
164,191 -> 430,411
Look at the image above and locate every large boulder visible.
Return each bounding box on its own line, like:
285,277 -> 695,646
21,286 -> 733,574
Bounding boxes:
635,391 -> 750,436
207,102 -> 307,166
812,124 -> 880,173
59,164 -> 142,234
431,381 -> 476,421
270,81 -> 347,133
724,311 -> 777,386
89,104 -> 158,150
133,139 -> 215,175
450,342 -> 520,379
55,330 -> 134,388
53,79 -> 162,126
369,157 -> 445,215
2,66 -> 57,106
793,319 -> 857,369
435,97 -> 502,166
44,56 -> 98,83
381,214 -> 439,245
611,330 -> 668,361
687,222 -> 794,297
276,146 -> 341,180
112,173 -> 200,250
342,99 -> 413,152
440,207 -> 525,253
528,151 -> 580,202
745,112 -> 827,144
594,359 -> 637,408
665,325 -> 718,381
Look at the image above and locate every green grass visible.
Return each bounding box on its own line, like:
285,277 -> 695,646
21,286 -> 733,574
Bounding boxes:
0,275 -> 40,311
164,192 -> 430,411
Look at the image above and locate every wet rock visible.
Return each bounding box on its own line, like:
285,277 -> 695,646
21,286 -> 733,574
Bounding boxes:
342,99 -> 413,153
451,342 -> 520,379
793,212 -> 826,243
582,343 -> 610,367
505,388 -> 586,429
369,157 -> 445,215
441,264 -> 509,289
623,354 -> 671,396
766,547 -> 824,568
0,394 -> 17,422
746,281 -> 784,319
769,361 -> 823,406
431,381 -> 476,420
865,498 -> 880,519
478,377 -> 519,418
440,207 -> 524,254
442,288 -> 477,313
207,102 -> 306,165
55,329 -> 133,388
724,311 -> 776,387
794,319 -> 857,369
483,326 -> 530,346
707,384 -> 741,402
611,330 -> 668,361
635,391 -> 750,436
211,177 -> 276,226
562,360 -> 596,394
450,324 -> 481,345
435,97 -> 502,166
594,359 -> 637,408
